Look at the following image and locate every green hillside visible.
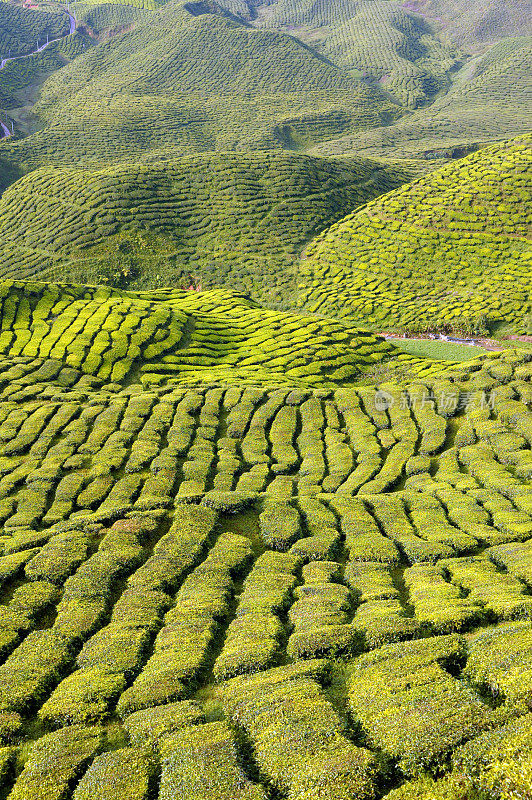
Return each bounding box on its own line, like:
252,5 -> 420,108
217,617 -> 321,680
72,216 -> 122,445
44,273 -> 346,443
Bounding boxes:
405,0 -> 532,50
0,276 -> 531,799
0,0 -> 530,798
299,136 -> 532,333
0,150 -> 413,304
0,1 -> 69,59
74,2 -> 151,36
228,0 -> 461,108
0,279 -> 407,387
0,32 -> 92,110
311,36 -> 532,158
0,0 -> 399,169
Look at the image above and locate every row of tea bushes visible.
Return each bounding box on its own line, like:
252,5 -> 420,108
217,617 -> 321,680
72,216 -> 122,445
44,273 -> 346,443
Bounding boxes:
116,531 -> 253,715
213,551 -> 300,681
217,660 -> 377,800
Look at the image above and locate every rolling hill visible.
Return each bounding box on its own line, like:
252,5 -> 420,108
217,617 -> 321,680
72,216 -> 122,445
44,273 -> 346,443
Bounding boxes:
0,274 -> 531,799
298,136 -> 532,333
230,0 -> 462,108
311,35 -> 532,158
0,0 -> 399,170
404,0 -> 532,50
0,1 -> 530,798
0,150 -> 413,305
0,1 -> 69,59
0,279 -> 404,387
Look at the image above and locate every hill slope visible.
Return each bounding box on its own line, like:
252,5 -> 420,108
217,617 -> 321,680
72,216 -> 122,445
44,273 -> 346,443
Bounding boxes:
0,0 -> 398,169
0,150 -> 412,305
299,136 -> 532,333
238,0 -> 461,108
0,279 -> 403,387
311,36 -> 532,158
405,0 -> 532,50
0,1 -> 69,59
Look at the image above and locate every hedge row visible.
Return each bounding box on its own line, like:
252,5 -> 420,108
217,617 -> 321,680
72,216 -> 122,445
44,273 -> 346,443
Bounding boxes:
213,550 -> 300,681
218,661 -> 377,799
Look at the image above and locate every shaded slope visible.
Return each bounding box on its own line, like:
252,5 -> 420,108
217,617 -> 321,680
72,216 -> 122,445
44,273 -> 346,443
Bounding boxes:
0,1 -> 69,59
0,0 -> 398,168
298,137 -> 532,333
0,150 -> 412,306
233,0 -> 461,108
311,36 -> 532,158
404,0 -> 532,50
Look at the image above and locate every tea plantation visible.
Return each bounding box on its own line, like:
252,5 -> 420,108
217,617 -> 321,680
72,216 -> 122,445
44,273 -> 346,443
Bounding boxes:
0,150 -> 413,305
0,1 -> 69,60
311,35 -> 532,159
229,0 -> 462,108
0,273 -> 530,798
0,0 -> 529,796
0,0 -> 399,171
300,136 -> 532,333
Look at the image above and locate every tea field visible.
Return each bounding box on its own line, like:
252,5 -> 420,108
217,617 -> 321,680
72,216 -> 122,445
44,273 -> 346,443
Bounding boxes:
0,274 -> 531,798
311,35 -> 532,159
0,0 -> 399,171
300,136 -> 532,334
0,150 -> 413,305
0,1 -> 69,60
236,0 -> 461,109
0,0 -> 529,797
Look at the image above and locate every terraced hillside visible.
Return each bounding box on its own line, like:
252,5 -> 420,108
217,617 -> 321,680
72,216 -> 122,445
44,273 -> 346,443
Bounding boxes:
299,136 -> 532,334
0,31 -> 92,111
405,0 -> 532,50
0,274 -> 531,798
0,279 -> 410,388
0,0 -> 399,169
0,151 -> 413,303
312,35 -> 532,158
229,0 -> 462,109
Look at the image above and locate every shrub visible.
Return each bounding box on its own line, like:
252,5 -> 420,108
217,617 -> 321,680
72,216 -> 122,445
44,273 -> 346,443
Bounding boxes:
73,747 -> 157,800
123,700 -> 205,749
348,635 -> 492,775
159,721 -> 266,800
8,725 -> 103,800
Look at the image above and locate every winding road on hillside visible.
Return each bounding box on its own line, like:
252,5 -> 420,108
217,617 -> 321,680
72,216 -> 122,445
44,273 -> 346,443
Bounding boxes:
0,5 -> 76,139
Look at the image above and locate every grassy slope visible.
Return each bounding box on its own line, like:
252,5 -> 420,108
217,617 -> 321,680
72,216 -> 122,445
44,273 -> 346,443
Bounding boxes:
0,150 -> 413,305
0,0 -> 399,169
311,36 -> 532,158
298,136 -> 531,334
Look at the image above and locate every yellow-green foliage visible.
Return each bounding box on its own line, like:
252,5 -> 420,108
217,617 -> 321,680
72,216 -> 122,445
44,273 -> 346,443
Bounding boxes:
312,37 -> 532,158
0,279 -> 401,387
159,721 -> 267,800
300,137 -> 531,333
246,0 -> 461,108
0,275 -> 530,800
